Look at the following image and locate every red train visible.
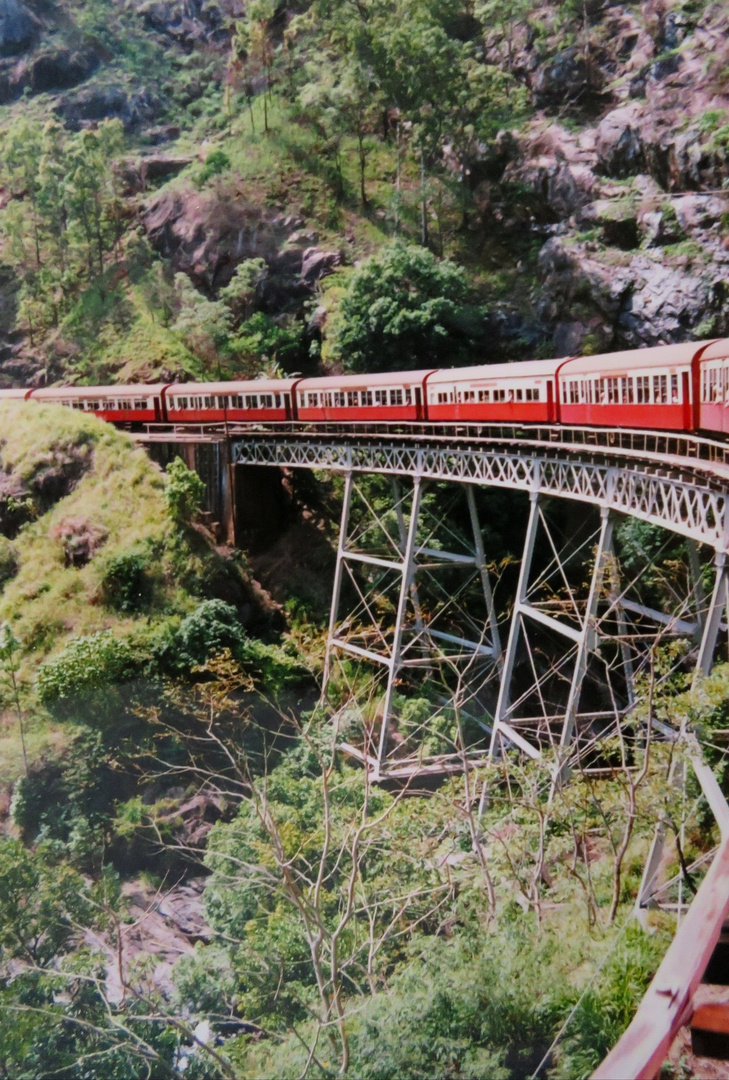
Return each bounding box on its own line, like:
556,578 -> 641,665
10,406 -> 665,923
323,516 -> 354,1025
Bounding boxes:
3,339 -> 729,436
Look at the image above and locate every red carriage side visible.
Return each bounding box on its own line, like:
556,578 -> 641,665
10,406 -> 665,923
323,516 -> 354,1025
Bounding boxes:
426,360 -> 561,424
31,385 -> 168,424
296,371 -> 433,424
557,343 -> 698,431
163,380 -> 296,424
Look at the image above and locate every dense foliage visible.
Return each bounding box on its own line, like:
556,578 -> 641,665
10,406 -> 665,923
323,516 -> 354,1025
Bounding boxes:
330,242 -> 484,371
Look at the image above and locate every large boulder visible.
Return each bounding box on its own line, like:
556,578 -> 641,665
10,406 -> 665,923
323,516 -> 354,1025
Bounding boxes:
595,106 -> 646,178
55,84 -> 163,130
26,48 -> 98,93
533,46 -> 609,111
0,0 -> 37,56
56,84 -> 162,130
537,235 -> 729,350
120,153 -> 193,194
137,0 -> 243,48
142,185 -> 342,298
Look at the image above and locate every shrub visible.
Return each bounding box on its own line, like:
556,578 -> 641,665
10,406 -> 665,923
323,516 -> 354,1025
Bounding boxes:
164,458 -> 205,526
173,599 -> 242,668
196,149 -> 231,187
100,550 -> 152,613
0,537 -> 18,586
37,630 -> 137,715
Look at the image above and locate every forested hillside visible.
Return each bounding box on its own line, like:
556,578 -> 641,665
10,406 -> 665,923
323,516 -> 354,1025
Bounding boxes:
1,1 -> 729,1076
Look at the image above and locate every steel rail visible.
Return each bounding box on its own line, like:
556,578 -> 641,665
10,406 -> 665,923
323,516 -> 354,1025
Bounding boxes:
592,749 -> 729,1080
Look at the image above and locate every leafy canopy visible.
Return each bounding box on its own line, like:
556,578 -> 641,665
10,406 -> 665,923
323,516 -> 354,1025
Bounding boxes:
330,241 -> 484,371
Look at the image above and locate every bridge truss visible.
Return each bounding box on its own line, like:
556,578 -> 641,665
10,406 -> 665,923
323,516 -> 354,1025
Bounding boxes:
229,431 -> 729,785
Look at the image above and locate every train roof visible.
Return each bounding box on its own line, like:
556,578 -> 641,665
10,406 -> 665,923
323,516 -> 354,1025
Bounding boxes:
34,384 -> 168,398
560,342 -> 707,376
428,359 -> 563,384
297,370 -> 436,389
697,338 -> 729,361
168,379 -> 297,395
0,388 -> 30,398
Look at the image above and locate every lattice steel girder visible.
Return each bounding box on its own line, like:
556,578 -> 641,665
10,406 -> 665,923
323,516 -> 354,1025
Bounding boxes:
320,473 -> 503,775
230,439 -> 729,553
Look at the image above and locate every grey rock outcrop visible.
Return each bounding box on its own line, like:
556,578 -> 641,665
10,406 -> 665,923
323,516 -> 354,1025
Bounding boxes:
533,46 -> 609,111
0,0 -> 37,57
56,85 -> 162,130
537,235 -> 729,352
143,184 -> 343,300
595,106 -> 646,178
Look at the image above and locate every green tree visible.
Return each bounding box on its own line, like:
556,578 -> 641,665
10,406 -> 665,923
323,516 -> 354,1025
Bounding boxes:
330,240 -> 483,371
171,273 -> 233,366
65,120 -> 126,283
218,258 -> 267,321
0,624 -> 27,776
233,0 -> 277,133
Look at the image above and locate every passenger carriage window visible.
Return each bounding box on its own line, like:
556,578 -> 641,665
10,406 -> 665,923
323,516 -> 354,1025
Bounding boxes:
347,391 -> 359,407
405,388 -> 412,404
261,395 -> 273,408
636,376 -> 650,403
437,392 -> 448,404
516,388 -> 523,402
653,374 -> 667,404
390,389 -> 403,406
333,392 -> 344,407
478,389 -> 490,402
307,393 -> 318,407
569,381 -> 579,404
323,392 -> 333,407
361,390 -> 373,406
671,374 -> 679,403
275,394 -> 281,409
375,390 -> 387,406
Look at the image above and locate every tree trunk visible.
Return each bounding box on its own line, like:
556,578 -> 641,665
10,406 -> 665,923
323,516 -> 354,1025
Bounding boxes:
358,133 -> 367,208
420,147 -> 428,247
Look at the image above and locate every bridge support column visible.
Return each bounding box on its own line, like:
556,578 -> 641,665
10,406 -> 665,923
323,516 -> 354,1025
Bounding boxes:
321,473 -> 502,778
489,498 -> 626,774
695,550 -> 728,681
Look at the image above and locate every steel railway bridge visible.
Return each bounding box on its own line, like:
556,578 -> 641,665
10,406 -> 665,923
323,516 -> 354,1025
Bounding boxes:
137,418 -> 729,1078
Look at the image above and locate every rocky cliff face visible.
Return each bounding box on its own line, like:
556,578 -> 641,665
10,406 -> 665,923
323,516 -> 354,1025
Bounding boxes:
473,0 -> 729,354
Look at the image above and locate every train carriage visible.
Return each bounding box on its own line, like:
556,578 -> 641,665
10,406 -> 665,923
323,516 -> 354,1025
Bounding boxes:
31,384 -> 168,425
296,371 -> 432,424
426,360 -> 561,424
698,340 -> 729,434
164,380 -> 297,424
558,343 -> 697,431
